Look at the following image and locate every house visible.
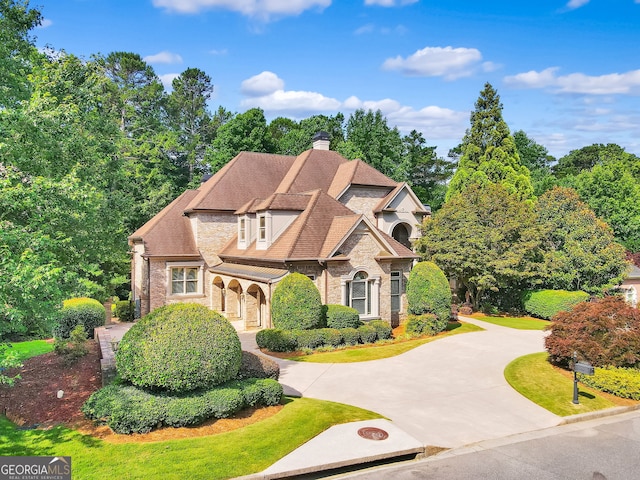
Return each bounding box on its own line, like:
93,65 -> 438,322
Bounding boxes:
621,263 -> 640,307
128,132 -> 429,329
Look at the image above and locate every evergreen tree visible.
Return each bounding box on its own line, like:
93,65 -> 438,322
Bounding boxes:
447,83 -> 533,202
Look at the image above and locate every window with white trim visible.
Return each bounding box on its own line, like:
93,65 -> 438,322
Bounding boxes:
258,215 -> 266,241
239,218 -> 246,242
171,267 -> 199,294
347,271 -> 372,316
391,271 -> 401,313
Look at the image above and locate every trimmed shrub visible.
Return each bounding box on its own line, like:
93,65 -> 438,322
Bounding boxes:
319,328 -> 343,347
54,297 -> 105,339
116,303 -> 242,393
293,329 -> 325,350
545,296 -> 640,368
522,289 -> 589,320
406,262 -> 451,333
405,314 -> 440,337
368,320 -> 392,340
256,329 -> 297,352
358,324 -> 377,344
271,273 -> 323,330
579,366 -> 640,401
340,327 -> 360,346
82,378 -> 282,434
114,300 -> 134,322
325,305 -> 362,329
237,351 -> 280,380
53,325 -> 88,365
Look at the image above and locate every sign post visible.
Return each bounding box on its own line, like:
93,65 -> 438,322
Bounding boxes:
572,351 -> 595,404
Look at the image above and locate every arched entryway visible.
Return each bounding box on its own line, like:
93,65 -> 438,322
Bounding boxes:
391,223 -> 412,249
245,284 -> 266,329
227,280 -> 243,320
211,276 -> 226,313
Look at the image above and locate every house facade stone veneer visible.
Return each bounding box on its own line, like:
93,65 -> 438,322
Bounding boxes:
129,134 -> 428,329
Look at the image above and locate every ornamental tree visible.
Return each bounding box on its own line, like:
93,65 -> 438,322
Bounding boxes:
447,83 -> 533,203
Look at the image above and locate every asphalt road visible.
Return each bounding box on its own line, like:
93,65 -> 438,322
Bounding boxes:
339,409 -> 640,480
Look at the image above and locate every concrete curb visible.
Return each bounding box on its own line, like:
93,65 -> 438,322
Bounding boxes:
557,403 -> 640,425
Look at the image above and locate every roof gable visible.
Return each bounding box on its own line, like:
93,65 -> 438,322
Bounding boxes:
374,182 -> 429,214
328,159 -> 398,199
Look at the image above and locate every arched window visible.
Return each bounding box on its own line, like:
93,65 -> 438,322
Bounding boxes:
392,223 -> 411,249
347,271 -> 372,315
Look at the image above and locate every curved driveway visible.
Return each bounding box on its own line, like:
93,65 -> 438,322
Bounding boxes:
240,317 -> 560,449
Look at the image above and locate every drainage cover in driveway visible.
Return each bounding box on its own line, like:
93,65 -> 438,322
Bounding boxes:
358,427 -> 389,441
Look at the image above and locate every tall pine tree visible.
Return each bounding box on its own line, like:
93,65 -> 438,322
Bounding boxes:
447,83 -> 533,202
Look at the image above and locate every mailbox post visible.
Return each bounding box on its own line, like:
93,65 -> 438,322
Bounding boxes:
572,351 -> 595,404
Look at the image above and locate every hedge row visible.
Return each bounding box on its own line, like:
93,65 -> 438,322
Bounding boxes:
54,297 -> 105,339
256,320 -> 393,352
405,314 -> 445,337
522,289 -> 589,320
578,366 -> 640,400
82,378 -> 283,434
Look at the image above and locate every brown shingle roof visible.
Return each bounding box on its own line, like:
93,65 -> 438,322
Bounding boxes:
328,159 -> 398,199
129,190 -> 200,257
185,152 -> 295,212
276,149 -> 349,195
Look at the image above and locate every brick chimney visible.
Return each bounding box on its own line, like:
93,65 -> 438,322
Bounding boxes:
312,131 -> 330,150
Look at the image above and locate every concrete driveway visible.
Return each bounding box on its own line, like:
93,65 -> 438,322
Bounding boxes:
240,317 -> 560,449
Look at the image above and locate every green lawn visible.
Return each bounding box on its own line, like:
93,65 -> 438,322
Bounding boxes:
470,314 -> 549,330
289,321 -> 484,363
2,340 -> 54,361
0,397 -> 382,480
504,352 -> 622,416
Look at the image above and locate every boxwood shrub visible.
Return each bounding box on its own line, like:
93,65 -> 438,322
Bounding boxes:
358,324 -> 377,344
579,366 -> 640,400
114,300 -> 134,322
522,289 -> 589,320
54,297 -> 106,339
237,351 -> 280,380
325,305 -> 362,329
116,303 -> 241,393
255,329 -> 297,352
405,314 -> 440,337
82,378 -> 282,434
368,320 -> 392,340
339,327 -> 360,346
319,328 -> 343,347
293,329 -> 326,349
271,273 -> 323,330
406,262 -> 451,333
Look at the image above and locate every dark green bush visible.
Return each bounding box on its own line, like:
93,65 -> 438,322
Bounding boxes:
54,297 -> 105,339
293,329 -> 325,349
82,378 -> 282,434
405,314 -> 440,337
271,273 -> 323,330
522,289 -> 589,320
237,351 -> 280,380
339,327 -> 360,346
578,366 -> 640,400
406,262 -> 451,332
116,303 -> 241,393
368,320 -> 392,340
358,324 -> 377,344
256,329 -> 297,352
114,300 -> 134,322
319,328 -> 343,347
325,304 -> 362,329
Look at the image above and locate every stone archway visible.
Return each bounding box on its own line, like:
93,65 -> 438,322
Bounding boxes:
212,276 -> 226,313
245,284 -> 266,329
227,280 -> 243,320
391,223 -> 412,249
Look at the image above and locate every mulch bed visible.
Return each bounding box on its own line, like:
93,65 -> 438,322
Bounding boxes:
0,341 -> 283,442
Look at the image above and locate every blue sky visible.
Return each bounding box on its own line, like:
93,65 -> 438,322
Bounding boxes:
33,0 -> 640,159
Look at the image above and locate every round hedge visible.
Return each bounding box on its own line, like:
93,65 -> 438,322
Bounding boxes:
55,297 -> 105,339
116,303 -> 241,393
271,273 -> 323,330
522,289 -> 589,320
325,304 -> 362,329
406,261 -> 451,332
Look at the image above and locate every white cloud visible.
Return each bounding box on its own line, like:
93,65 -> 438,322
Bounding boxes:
505,68 -> 640,95
36,18 -> 53,28
241,89 -> 341,113
159,73 -> 180,89
355,23 -> 407,35
241,71 -> 285,96
143,51 -> 183,64
364,0 -> 418,6
382,46 -> 483,80
152,0 -> 331,20
354,23 -> 375,35
566,0 -> 589,9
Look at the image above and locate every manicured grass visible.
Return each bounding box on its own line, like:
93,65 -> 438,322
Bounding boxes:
0,397 -> 382,480
2,340 -> 54,361
289,321 -> 484,363
504,352 -> 623,416
470,313 -> 549,330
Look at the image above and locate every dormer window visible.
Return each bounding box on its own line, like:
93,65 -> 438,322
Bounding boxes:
239,218 -> 246,242
258,215 -> 266,241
